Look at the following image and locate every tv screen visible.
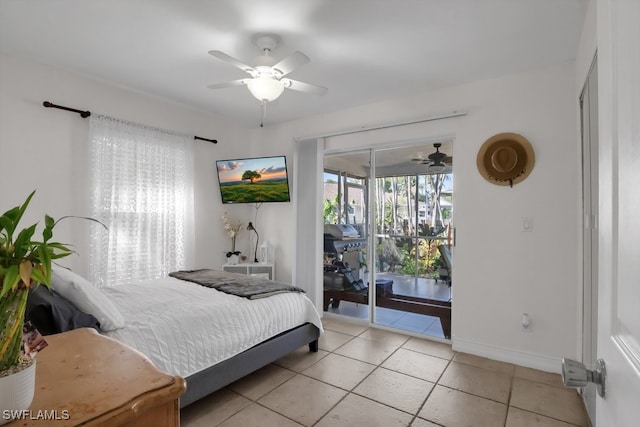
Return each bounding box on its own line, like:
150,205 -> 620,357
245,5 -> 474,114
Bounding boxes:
216,155 -> 291,204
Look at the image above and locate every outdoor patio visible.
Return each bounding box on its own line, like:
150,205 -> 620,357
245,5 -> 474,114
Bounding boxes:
324,273 -> 452,338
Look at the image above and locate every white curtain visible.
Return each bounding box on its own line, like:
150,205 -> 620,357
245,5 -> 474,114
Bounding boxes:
88,115 -> 194,287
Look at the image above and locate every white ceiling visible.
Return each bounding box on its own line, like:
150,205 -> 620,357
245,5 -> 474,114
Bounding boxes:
0,0 -> 587,128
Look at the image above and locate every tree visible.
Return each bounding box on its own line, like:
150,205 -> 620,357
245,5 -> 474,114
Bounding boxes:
427,173 -> 451,227
376,178 -> 392,234
391,177 -> 398,234
405,176 -> 414,235
323,195 -> 340,224
242,170 -> 262,183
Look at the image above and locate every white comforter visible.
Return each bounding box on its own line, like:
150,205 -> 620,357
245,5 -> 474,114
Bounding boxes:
102,276 -> 323,377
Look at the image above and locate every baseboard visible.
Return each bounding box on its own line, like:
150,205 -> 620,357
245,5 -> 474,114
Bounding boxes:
452,337 -> 562,374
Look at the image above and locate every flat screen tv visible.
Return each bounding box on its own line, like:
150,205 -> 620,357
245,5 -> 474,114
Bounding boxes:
216,155 -> 291,204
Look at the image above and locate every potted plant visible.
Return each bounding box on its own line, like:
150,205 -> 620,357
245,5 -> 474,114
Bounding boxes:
0,191 -> 77,418
221,213 -> 242,264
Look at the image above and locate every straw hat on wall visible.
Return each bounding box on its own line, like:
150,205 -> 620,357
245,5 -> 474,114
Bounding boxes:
476,132 -> 535,187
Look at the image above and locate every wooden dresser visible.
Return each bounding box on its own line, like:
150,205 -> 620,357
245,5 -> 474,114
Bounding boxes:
6,328 -> 186,427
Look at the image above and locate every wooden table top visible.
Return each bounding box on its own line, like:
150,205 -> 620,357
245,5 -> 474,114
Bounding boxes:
6,328 -> 186,426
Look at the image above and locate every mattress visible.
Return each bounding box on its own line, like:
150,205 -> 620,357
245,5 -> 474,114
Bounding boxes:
102,276 -> 323,377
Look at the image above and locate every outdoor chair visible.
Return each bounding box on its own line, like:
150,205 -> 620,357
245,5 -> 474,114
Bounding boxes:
437,244 -> 453,285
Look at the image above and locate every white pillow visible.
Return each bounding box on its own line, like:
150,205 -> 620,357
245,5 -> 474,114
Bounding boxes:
50,266 -> 125,332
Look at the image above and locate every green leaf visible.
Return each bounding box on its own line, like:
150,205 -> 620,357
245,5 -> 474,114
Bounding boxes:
55,215 -> 108,230
43,215 -> 54,242
13,223 -> 37,258
0,265 -> 20,297
46,242 -> 72,250
16,190 -> 36,223
38,245 -> 52,283
46,242 -> 74,258
31,266 -> 51,287
0,191 -> 36,240
44,215 -> 54,229
1,206 -> 20,224
0,215 -> 14,234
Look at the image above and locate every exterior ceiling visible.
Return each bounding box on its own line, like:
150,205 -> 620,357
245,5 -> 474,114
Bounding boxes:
324,141 -> 453,176
0,0 -> 587,128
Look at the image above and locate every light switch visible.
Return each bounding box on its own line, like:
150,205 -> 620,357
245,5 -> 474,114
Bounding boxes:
522,217 -> 532,232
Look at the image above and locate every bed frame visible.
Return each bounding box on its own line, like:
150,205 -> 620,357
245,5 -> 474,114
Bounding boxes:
180,322 -> 320,407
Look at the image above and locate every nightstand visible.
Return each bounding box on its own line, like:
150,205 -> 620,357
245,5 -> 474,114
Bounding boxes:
222,262 -> 275,281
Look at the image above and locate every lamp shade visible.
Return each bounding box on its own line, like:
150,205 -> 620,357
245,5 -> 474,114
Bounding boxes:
247,76 -> 284,102
428,163 -> 447,174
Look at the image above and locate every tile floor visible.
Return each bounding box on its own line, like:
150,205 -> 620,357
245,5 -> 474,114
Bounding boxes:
181,318 -> 589,427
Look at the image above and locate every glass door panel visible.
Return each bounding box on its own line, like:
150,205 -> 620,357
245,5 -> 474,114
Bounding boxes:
322,151 -> 370,321
373,145 -> 453,338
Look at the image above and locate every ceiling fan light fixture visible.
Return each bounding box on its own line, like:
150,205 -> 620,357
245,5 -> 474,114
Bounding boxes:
428,163 -> 447,173
247,75 -> 284,102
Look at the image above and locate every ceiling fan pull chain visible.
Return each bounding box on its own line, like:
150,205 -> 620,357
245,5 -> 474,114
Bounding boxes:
260,100 -> 267,127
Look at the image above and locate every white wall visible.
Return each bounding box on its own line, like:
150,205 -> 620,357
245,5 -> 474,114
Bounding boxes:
1,52 -> 583,373
0,53 -> 252,275
254,62 -> 582,372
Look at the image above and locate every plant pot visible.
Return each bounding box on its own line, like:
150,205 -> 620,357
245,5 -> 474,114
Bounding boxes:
0,360 -> 36,425
227,254 -> 239,265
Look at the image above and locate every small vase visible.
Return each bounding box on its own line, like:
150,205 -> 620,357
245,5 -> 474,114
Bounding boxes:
227,254 -> 239,265
0,360 -> 36,425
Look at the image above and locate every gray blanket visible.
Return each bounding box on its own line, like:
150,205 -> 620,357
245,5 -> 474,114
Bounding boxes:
169,269 -> 305,300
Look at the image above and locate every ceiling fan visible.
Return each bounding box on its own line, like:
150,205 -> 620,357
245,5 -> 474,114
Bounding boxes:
412,143 -> 453,173
207,33 -> 328,126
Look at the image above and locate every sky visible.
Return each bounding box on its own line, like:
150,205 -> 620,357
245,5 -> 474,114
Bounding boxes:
217,156 -> 288,183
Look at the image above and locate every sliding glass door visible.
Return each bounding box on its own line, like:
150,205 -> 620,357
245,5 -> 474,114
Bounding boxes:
323,143 -> 454,339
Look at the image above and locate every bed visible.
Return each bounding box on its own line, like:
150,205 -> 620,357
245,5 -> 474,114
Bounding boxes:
32,267 -> 323,408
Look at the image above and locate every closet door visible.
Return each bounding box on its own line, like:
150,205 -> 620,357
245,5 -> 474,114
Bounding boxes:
580,56 -> 598,424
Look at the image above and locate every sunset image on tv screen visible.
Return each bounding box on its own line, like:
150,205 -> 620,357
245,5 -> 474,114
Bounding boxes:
216,156 -> 291,203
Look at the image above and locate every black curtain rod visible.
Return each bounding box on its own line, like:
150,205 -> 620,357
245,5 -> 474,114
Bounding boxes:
194,136 -> 217,144
43,101 -> 91,118
42,100 -> 217,144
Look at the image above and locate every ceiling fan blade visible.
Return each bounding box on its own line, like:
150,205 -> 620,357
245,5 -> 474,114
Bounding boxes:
272,51 -> 310,77
208,50 -> 256,75
206,79 -> 248,90
281,78 -> 328,96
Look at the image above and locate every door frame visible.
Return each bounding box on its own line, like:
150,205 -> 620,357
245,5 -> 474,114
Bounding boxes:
323,135 -> 455,338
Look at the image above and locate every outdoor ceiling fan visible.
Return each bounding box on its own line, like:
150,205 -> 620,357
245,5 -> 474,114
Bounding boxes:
412,143 -> 453,173
207,33 -> 328,126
